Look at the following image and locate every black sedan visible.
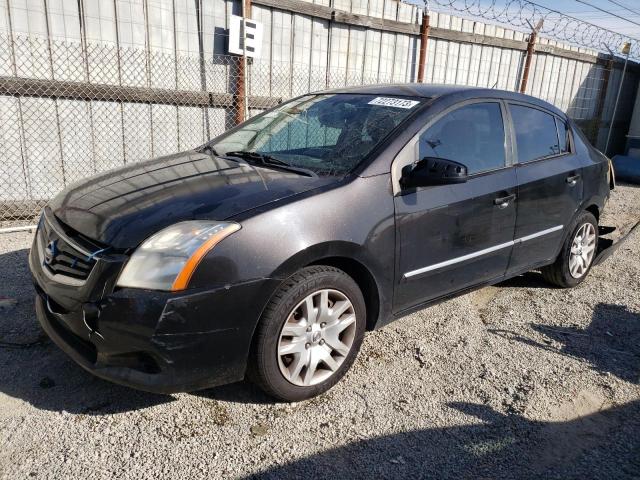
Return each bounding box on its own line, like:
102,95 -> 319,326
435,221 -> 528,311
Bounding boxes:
29,85 -> 613,401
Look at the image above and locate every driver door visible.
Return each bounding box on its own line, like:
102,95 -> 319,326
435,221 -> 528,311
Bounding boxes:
393,100 -> 517,312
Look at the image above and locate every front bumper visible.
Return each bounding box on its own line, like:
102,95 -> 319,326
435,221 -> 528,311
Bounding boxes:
33,277 -> 279,394
29,213 -> 280,393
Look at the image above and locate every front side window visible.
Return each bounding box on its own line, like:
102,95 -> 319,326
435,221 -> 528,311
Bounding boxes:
209,94 -> 423,175
418,102 -> 506,175
510,104 -> 561,162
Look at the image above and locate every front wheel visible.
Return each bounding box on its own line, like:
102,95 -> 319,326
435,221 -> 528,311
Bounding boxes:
541,211 -> 598,288
248,266 -> 366,401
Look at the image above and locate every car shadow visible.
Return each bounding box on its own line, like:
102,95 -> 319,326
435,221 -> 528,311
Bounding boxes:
490,303 -> 640,384
496,271 -> 554,289
245,400 -> 640,479
195,381 -> 277,405
0,248 -> 172,414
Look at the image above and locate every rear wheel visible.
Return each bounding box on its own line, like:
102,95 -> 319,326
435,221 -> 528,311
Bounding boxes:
541,211 -> 598,288
249,266 -> 366,401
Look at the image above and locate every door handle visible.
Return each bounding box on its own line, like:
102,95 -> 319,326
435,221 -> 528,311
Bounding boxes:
494,193 -> 516,208
566,174 -> 581,186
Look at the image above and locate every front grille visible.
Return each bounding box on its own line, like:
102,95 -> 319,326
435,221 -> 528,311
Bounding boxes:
39,214 -> 104,281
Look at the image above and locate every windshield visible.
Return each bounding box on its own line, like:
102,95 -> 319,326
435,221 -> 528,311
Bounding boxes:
208,93 -> 424,175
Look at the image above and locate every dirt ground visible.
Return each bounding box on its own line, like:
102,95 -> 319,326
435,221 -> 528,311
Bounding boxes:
0,184 -> 639,479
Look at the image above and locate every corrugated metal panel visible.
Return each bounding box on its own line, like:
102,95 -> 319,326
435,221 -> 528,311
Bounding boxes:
175,0 -> 200,91
251,5 -> 273,96
123,102 -> 153,162
368,0 -> 383,19
346,26 -> 366,85
178,105 -> 204,150
565,58 -> 583,117
0,96 -> 29,201
328,23 -> 349,86
569,61 -> 590,119
202,0 -> 229,93
431,39 -> 445,83
47,0 -> 83,82
392,2 -> 417,83
351,0 -> 367,16
292,14 -> 313,95
147,0 -> 176,89
333,0 -> 350,13
83,0 -> 120,85
271,9 -> 292,96
57,99 -> 94,181
378,31 -> 395,82
392,33 -> 410,82
21,97 -> 63,197
453,18 -> 472,86
117,0 -> 148,87
10,0 -> 51,79
92,100 -> 125,171
0,0 -> 10,32
309,17 -> 328,90
207,107 -> 228,138
483,25 -> 498,88
363,29 -> 381,82
0,2 -> 14,76
151,104 -> 178,157
383,0 -> 397,21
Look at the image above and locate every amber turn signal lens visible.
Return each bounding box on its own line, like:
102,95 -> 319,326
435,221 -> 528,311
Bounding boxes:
171,223 -> 241,291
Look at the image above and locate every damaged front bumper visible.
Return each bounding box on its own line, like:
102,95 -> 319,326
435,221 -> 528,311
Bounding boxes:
29,211 -> 281,393
33,277 -> 280,394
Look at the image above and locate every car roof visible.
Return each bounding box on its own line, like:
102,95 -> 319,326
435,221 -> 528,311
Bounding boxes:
323,83 -> 566,118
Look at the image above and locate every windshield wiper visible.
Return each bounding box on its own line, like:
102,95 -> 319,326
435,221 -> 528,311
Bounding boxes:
198,144 -> 218,156
225,150 -> 287,165
223,151 -> 316,177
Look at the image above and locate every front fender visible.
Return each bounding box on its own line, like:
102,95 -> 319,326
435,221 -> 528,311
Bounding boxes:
188,174 -> 396,329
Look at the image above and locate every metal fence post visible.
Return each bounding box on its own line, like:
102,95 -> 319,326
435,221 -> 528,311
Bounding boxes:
235,0 -> 251,125
604,42 -> 631,157
417,7 -> 431,83
520,20 -> 543,94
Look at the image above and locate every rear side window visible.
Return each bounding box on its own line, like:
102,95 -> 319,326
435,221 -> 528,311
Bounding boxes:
556,118 -> 570,154
418,102 -> 506,174
510,104 -> 561,162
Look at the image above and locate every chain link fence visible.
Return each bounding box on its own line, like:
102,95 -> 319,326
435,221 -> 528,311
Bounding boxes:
0,32 -> 413,226
0,26 -> 636,227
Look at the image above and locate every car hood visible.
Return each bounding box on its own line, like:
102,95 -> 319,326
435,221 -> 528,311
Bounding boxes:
49,151 -> 336,249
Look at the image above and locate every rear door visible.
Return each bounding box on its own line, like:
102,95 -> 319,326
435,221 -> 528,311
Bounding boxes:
507,103 -> 583,274
393,100 -> 517,312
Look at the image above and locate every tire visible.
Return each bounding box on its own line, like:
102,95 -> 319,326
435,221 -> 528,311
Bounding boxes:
248,265 -> 366,402
541,211 -> 598,288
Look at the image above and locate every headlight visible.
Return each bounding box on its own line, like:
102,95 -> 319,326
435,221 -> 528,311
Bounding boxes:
116,221 -> 241,291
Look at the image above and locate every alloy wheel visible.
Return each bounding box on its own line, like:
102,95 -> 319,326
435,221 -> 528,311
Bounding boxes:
277,289 -> 357,387
569,223 -> 597,279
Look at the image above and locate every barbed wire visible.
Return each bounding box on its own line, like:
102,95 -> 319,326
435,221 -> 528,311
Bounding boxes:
430,0 -> 639,59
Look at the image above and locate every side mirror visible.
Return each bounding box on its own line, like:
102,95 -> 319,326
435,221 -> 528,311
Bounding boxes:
400,157 -> 468,189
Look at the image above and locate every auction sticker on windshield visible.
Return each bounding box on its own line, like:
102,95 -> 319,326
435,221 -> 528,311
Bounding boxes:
368,97 -> 420,109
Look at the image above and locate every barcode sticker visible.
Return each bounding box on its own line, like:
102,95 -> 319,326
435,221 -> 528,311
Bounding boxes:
368,97 -> 420,109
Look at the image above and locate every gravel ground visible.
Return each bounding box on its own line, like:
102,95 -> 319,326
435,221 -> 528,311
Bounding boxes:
1,185 -> 639,480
